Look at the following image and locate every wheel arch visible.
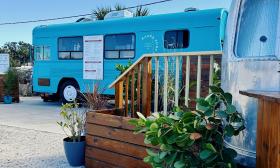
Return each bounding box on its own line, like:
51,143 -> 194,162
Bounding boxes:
57,77 -> 80,94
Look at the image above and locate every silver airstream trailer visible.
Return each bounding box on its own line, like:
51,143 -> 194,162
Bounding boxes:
222,0 -> 280,167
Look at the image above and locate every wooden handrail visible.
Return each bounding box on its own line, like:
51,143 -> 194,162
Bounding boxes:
109,51 -> 222,88
110,50 -> 223,118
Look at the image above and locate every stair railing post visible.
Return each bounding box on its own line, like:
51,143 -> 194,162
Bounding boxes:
141,57 -> 152,117
115,80 -> 124,110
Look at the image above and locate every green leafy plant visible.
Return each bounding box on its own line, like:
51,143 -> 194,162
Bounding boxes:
129,86 -> 245,168
115,60 -> 133,75
3,68 -> 18,96
57,102 -> 86,142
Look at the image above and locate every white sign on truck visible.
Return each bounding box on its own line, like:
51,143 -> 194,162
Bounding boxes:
83,35 -> 104,80
0,54 -> 9,74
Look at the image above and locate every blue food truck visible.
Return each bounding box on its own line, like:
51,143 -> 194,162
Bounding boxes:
32,8 -> 227,103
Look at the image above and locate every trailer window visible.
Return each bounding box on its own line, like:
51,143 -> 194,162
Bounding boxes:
43,46 -> 50,60
58,37 -> 83,59
164,30 -> 189,49
235,0 -> 279,58
35,46 -> 50,60
104,34 -> 135,59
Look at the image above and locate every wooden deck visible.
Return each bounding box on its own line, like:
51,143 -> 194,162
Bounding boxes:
85,111 -> 152,168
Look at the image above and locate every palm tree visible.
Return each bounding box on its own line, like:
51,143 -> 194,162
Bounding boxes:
134,6 -> 150,17
114,4 -> 126,11
92,4 -> 150,20
92,7 -> 112,20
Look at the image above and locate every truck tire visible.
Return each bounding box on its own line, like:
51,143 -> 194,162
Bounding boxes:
59,80 -> 79,104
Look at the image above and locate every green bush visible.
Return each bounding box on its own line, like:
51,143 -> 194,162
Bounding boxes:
3,68 -> 18,96
115,60 -> 132,75
129,86 -> 245,168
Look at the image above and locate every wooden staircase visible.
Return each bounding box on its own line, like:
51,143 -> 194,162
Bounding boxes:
109,51 -> 222,117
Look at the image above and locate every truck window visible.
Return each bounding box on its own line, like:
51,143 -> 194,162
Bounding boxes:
58,37 -> 83,59
104,34 -> 135,59
164,30 -> 189,49
35,46 -> 50,60
235,0 -> 279,58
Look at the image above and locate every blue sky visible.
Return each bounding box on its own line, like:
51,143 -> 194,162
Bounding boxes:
0,0 -> 231,46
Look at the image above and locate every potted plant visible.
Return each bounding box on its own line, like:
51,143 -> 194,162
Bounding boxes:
57,102 -> 86,167
3,68 -> 18,104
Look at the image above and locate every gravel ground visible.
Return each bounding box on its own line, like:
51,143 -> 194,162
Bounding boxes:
0,125 -> 84,168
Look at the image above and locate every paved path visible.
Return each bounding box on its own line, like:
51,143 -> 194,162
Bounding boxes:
0,97 -> 63,134
0,97 -> 84,168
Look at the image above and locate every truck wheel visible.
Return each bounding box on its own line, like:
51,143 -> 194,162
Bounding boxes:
59,81 -> 79,104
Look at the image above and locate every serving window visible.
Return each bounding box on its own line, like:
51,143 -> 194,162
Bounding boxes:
58,36 -> 83,59
104,33 -> 135,59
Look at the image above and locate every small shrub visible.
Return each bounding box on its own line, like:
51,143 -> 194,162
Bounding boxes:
81,84 -> 109,110
57,102 -> 86,142
3,68 -> 18,96
129,86 -> 245,168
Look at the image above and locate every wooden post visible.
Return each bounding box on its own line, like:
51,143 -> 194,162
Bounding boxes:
240,91 -> 280,168
131,70 -> 135,117
115,81 -> 124,109
137,64 -> 142,113
125,76 -> 129,116
141,57 -> 152,117
154,57 -> 159,112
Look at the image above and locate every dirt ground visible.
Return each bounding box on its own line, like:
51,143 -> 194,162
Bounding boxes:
0,97 -> 84,168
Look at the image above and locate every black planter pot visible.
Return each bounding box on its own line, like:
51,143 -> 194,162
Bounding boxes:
63,136 -> 85,167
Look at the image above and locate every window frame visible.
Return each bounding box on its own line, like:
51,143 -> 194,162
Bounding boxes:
104,33 -> 136,59
233,0 -> 280,60
164,29 -> 190,49
35,46 -> 50,61
57,36 -> 84,60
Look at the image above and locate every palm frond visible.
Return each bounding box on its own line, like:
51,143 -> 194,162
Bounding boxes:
114,3 -> 126,11
134,6 -> 150,17
92,7 -> 112,20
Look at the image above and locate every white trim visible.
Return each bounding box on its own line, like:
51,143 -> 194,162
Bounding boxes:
184,56 -> 190,107
163,56 -> 169,115
196,56 -> 202,99
174,56 -> 180,106
276,0 -> 280,60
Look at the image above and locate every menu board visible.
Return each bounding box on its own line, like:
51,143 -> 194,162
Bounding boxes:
83,35 -> 104,80
0,54 -> 9,74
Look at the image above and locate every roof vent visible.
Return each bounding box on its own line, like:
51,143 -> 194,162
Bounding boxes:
76,17 -> 92,22
104,10 -> 133,20
184,7 -> 198,12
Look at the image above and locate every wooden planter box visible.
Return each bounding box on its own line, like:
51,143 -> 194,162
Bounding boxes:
85,109 -> 151,168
